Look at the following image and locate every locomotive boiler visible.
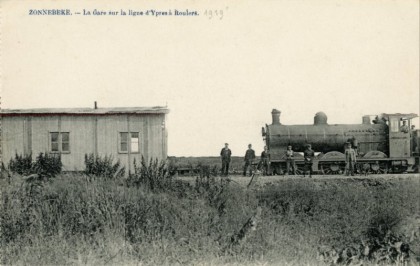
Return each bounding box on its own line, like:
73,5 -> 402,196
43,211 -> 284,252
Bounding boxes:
262,109 -> 419,174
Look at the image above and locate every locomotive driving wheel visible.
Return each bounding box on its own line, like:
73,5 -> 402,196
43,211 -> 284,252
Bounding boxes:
294,164 -> 306,176
359,161 -> 389,174
362,152 -> 389,174
371,162 -> 388,174
320,163 -> 343,175
270,163 -> 283,175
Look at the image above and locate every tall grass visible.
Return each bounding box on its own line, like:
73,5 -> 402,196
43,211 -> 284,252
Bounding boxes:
257,178 -> 420,264
1,170 -> 419,265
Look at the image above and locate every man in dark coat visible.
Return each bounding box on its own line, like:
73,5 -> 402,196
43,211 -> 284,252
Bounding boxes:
220,143 -> 232,176
303,144 -> 315,178
260,146 -> 271,176
243,144 -> 256,176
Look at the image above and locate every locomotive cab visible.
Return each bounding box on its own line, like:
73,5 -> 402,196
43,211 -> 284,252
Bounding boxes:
383,113 -> 417,158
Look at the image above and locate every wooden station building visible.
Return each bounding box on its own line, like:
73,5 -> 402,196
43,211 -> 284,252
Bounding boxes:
0,105 -> 169,173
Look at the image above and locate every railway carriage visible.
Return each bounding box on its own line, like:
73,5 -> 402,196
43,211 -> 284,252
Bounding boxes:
262,109 -> 419,175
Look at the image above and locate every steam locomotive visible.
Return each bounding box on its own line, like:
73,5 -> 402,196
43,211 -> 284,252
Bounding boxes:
262,109 -> 419,174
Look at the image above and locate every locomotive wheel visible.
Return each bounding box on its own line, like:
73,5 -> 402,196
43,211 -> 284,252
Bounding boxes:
271,163 -> 283,175
389,165 -> 406,174
359,162 -> 388,174
320,163 -> 343,175
370,162 -> 388,174
359,163 -> 371,175
295,164 -> 306,176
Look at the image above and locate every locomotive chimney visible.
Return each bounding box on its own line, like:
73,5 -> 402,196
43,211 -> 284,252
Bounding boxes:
362,115 -> 371,125
271,109 -> 281,125
94,101 -> 98,109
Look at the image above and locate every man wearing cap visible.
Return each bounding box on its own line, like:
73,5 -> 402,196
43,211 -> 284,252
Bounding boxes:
285,145 -> 296,175
349,136 -> 359,156
220,143 -> 232,176
400,121 -> 409,133
260,146 -> 271,176
344,142 -> 357,176
303,144 -> 315,178
243,144 -> 256,176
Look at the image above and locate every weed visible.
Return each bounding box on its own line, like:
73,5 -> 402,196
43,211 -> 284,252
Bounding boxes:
8,153 -> 33,175
84,153 -> 125,179
32,153 -> 62,178
126,157 -> 172,192
8,152 -> 62,178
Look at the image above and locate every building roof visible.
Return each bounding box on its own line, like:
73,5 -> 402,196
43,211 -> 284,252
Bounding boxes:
0,106 -> 169,116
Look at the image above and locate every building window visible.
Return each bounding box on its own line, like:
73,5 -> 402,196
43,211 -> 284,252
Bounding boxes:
119,132 -> 140,153
50,132 -> 70,153
120,132 -> 128,152
131,132 -> 139,153
61,133 -> 70,152
51,132 -> 59,152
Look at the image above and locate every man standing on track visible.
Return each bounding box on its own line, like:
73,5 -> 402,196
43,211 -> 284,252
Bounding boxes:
303,144 -> 315,178
344,142 -> 357,176
220,143 -> 231,176
285,145 -> 296,175
260,146 -> 271,176
243,144 -> 256,177
349,136 -> 359,156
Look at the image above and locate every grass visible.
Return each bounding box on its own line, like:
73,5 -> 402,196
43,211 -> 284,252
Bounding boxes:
1,171 -> 419,265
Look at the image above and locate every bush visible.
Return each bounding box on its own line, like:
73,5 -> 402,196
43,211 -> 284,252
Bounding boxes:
126,157 -> 173,192
32,153 -> 62,178
8,152 -> 62,178
9,153 -> 33,175
84,153 -> 125,179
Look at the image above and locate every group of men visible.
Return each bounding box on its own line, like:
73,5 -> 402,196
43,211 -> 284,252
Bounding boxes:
220,143 -> 316,177
220,141 -> 357,177
284,144 -> 315,177
221,143 -> 265,177
221,143 -> 267,177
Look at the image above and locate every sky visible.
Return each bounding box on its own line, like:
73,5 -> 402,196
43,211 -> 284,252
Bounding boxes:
1,0 -> 419,156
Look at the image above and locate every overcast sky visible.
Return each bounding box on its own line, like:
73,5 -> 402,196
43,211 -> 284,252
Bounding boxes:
2,0 -> 419,156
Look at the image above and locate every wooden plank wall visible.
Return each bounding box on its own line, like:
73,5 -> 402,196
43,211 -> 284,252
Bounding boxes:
2,114 -> 167,173
60,116 -> 95,171
2,118 -> 25,162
